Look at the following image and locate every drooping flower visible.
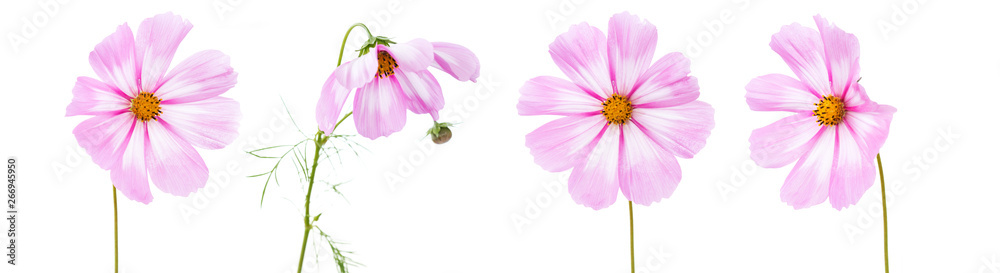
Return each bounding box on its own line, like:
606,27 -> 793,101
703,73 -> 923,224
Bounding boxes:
67,13 -> 240,204
518,12 -> 715,210
316,39 -> 479,139
745,15 -> 895,210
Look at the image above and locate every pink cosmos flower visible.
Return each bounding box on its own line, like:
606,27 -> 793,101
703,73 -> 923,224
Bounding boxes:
66,13 -> 240,204
518,12 -> 715,210
746,15 -> 896,210
316,40 -> 480,139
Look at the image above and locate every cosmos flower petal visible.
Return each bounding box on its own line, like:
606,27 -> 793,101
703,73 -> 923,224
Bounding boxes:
629,52 -> 698,107
70,14 -> 241,204
814,15 -> 860,98
549,23 -> 613,99
568,125 -> 619,210
136,12 -> 192,93
353,77 -> 407,139
618,124 -> 681,205
745,73 -> 819,113
525,114 -> 606,172
110,121 -> 153,204
317,73 -> 351,134
145,121 -> 208,196
395,68 -> 444,118
828,123 -> 876,210
334,52 -> 378,91
770,22 -> 830,97
844,104 -> 896,156
155,50 -> 237,104
844,82 -> 876,111
747,16 -> 895,209
383,39 -> 435,71
430,42 -> 480,82
631,101 -> 714,159
780,127 -> 835,209
66,76 -> 130,116
608,12 -> 657,95
159,97 -> 241,150
88,23 -> 139,97
749,112 -> 823,168
517,76 -> 601,116
72,112 -> 134,170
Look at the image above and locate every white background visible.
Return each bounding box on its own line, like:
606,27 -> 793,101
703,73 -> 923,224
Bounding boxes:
2,0 -> 998,272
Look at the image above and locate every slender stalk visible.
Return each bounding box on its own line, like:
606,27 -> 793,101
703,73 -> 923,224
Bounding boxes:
296,134 -> 324,273
337,23 -> 373,66
112,185 -> 118,273
877,154 -> 888,273
295,112 -> 352,273
629,201 -> 635,273
296,21 -> 367,273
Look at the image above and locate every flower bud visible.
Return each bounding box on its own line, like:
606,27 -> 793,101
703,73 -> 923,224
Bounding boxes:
426,122 -> 454,144
432,127 -> 452,144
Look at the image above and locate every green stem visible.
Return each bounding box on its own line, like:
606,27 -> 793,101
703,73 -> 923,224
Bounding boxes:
878,154 -> 888,273
295,22 -> 366,273
296,133 -> 324,273
113,185 -> 118,273
333,112 -> 352,131
629,201 -> 635,273
337,23 -> 373,67
295,112 -> 352,273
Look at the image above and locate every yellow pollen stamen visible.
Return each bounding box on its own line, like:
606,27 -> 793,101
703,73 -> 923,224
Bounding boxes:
601,93 -> 633,125
813,95 -> 845,126
129,92 -> 162,122
376,51 -> 398,78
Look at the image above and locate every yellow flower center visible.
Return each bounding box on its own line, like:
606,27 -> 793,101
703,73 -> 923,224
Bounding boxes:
130,92 -> 162,122
601,93 -> 633,125
813,95 -> 845,126
376,51 -> 398,78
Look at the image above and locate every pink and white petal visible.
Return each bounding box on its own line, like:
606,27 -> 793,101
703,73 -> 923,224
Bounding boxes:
66,76 -> 130,116
136,13 -> 192,92
567,124 -> 620,210
352,77 -> 407,139
780,127 -> 835,209
158,97 -> 240,150
745,73 -> 819,113
110,121 -> 153,204
383,39 -> 434,71
518,76 -> 601,116
631,101 -> 714,159
155,50 -> 237,104
334,53 -> 378,91
549,23 -> 614,98
618,124 -> 681,206
525,114 -> 606,172
607,12 -> 657,95
843,82 -> 875,111
73,113 -> 134,170
828,123 -> 876,210
317,73 -> 352,134
749,112 -> 823,168
770,23 -> 829,97
89,23 -> 139,96
394,69 -> 444,117
145,120 -> 208,197
814,15 -> 860,97
430,42 -> 480,82
843,104 -> 896,156
629,52 -> 698,107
